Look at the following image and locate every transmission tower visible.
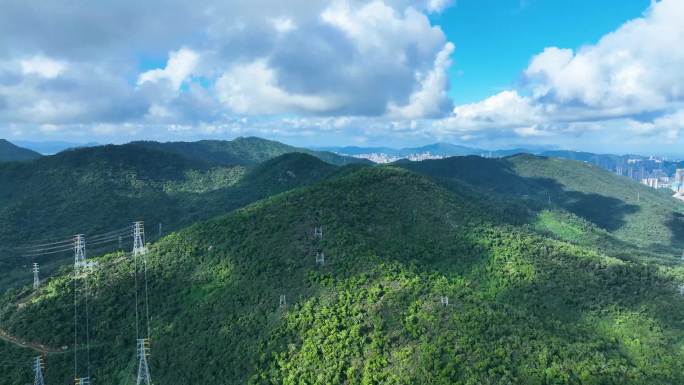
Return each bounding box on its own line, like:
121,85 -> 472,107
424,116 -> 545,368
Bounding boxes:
136,338 -> 152,385
313,226 -> 323,239
315,251 -> 325,265
73,234 -> 91,385
132,221 -> 153,385
74,234 -> 86,271
33,356 -> 45,385
440,296 -> 449,306
133,222 -> 147,258
32,263 -> 40,289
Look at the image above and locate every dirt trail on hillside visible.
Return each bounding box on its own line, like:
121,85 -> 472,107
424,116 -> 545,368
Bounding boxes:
0,329 -> 66,354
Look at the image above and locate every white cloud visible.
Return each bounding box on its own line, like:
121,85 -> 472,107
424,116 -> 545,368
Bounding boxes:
9,0 -> 682,154
1,0 -> 454,136
388,42 -> 454,119
438,0 -> 684,147
270,16 -> 296,33
322,1 -> 445,58
514,125 -> 550,138
447,90 -> 542,130
525,0 -> 684,114
20,56 -> 67,78
138,48 -> 199,90
426,0 -> 453,13
215,60 -> 340,114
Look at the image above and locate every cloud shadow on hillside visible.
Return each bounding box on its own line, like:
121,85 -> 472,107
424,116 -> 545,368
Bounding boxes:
530,177 -> 640,232
402,156 -> 641,234
665,212 -> 684,249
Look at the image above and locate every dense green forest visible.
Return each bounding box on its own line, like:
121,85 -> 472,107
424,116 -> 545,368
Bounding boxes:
0,142 -> 343,288
1,156 -> 684,384
0,139 -> 42,162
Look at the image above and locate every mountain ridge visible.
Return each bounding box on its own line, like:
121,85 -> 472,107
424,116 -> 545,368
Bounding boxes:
0,139 -> 42,162
132,136 -> 370,166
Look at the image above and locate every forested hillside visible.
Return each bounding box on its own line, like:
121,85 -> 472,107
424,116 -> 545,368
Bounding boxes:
402,155 -> 684,261
0,144 -> 340,287
0,139 -> 42,162
1,165 -> 683,384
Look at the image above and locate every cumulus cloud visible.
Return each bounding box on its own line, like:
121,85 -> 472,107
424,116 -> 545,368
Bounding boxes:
20,56 -> 67,78
388,42 -> 454,119
440,0 -> 684,148
0,0 -> 455,140
450,90 -> 542,129
138,48 -> 199,90
216,59 -> 341,114
2,0 -> 679,153
525,0 -> 684,115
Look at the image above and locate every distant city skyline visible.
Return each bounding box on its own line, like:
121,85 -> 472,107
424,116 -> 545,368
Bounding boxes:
0,0 -> 682,154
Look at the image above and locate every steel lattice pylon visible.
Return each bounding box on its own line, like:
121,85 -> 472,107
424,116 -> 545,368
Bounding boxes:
136,338 -> 152,385
133,222 -> 147,258
74,234 -> 86,270
33,356 -> 45,385
32,263 -> 40,289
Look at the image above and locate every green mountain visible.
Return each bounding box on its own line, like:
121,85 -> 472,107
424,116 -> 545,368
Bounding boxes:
1,163 -> 683,384
401,154 -> 684,261
133,137 -> 370,166
0,139 -> 42,162
0,143 -> 339,287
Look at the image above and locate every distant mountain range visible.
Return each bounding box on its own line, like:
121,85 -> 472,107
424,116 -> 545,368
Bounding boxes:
321,143 -> 684,178
6,138 -> 684,178
0,139 -> 42,162
12,140 -> 100,155
318,142 -> 559,160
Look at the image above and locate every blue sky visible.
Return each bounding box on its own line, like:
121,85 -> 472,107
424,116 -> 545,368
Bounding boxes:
0,0 -> 682,154
435,0 -> 651,104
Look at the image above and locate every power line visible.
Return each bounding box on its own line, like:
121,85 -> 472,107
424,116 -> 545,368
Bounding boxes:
15,225 -> 132,252
22,248 -> 75,258
86,228 -> 133,242
21,243 -> 75,253
87,224 -> 133,236
16,239 -> 73,250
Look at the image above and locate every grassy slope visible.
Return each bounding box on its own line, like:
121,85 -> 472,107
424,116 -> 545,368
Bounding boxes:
0,146 -> 339,287
1,166 -> 683,384
133,137 -> 370,167
401,155 -> 684,261
0,139 -> 42,162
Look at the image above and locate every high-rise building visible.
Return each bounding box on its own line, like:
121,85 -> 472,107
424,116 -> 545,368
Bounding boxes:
675,169 -> 684,193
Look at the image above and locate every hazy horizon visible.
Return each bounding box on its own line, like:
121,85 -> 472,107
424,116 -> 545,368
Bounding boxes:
7,136 -> 684,159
